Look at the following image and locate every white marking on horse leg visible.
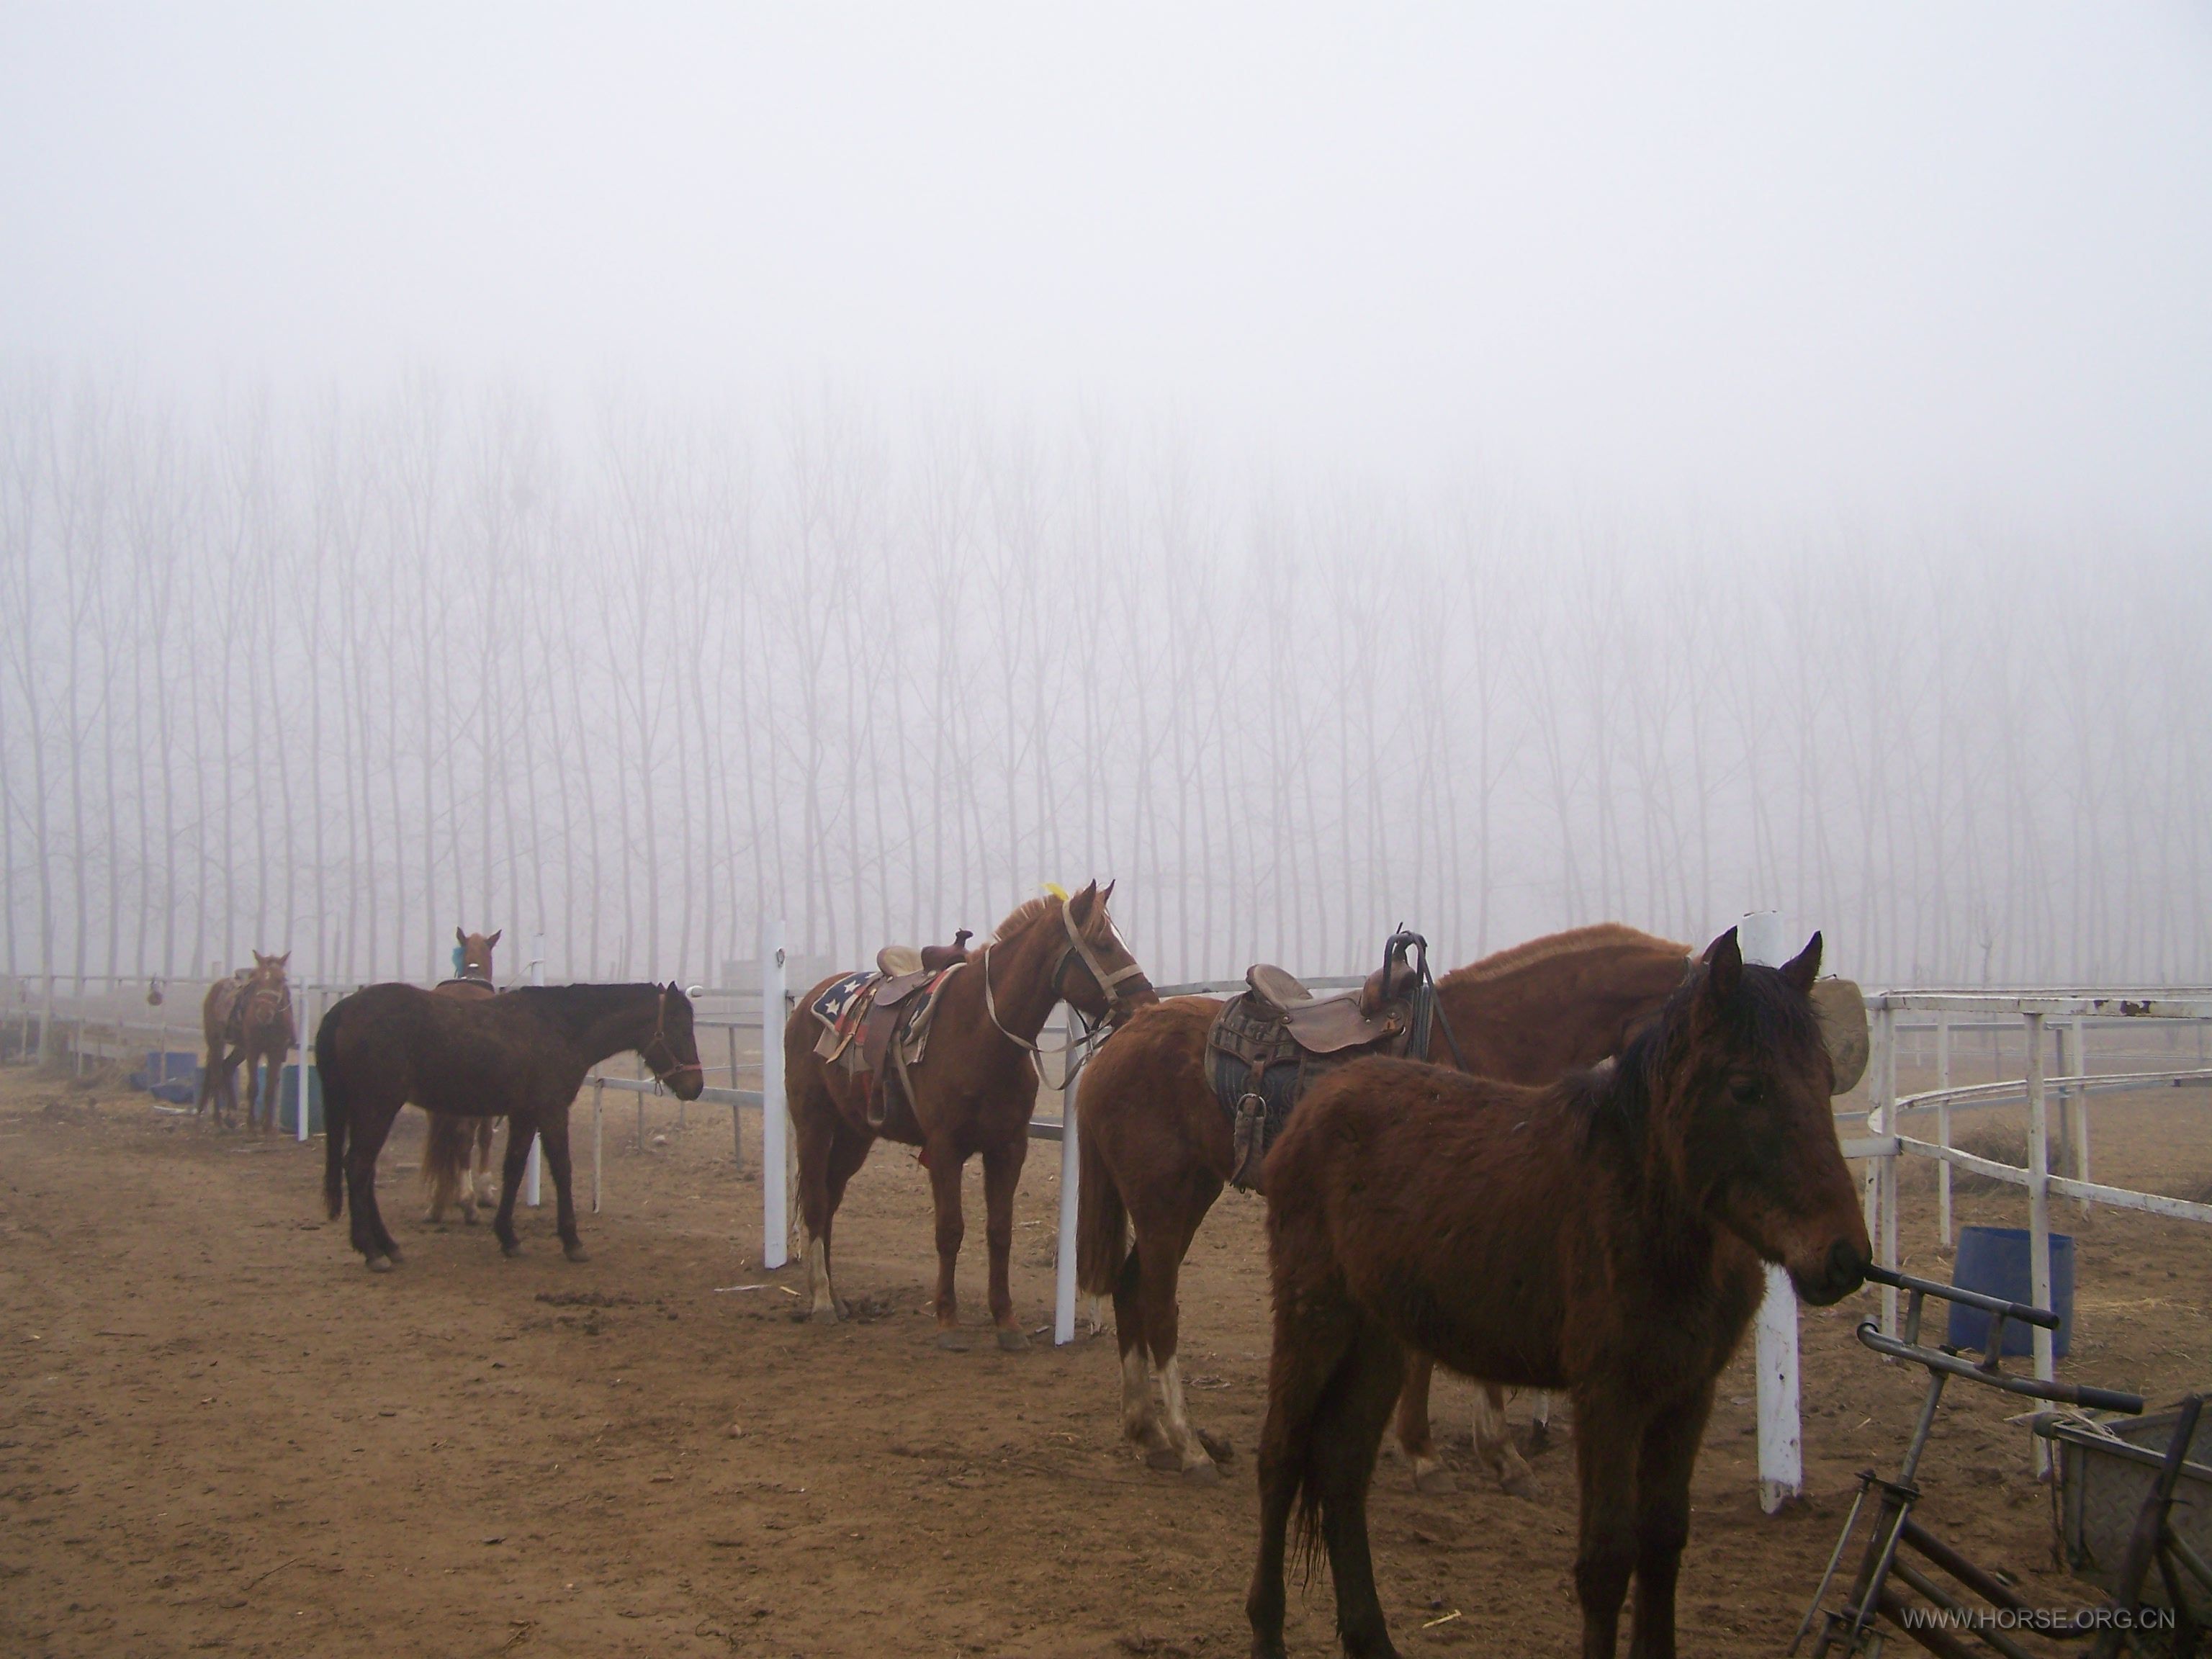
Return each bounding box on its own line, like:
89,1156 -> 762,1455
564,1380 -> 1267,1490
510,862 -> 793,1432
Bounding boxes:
1157,1355 -> 1215,1476
804,1236 -> 837,1323
1120,1343 -> 1159,1446
1473,1383 -> 1537,1496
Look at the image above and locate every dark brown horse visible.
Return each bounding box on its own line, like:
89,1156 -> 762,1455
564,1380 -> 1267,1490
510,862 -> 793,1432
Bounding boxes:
786,883 -> 1154,1351
1246,930 -> 1869,1659
318,981 -> 704,1272
423,927 -> 503,1223
195,952 -> 295,1131
1076,923 -> 1692,1482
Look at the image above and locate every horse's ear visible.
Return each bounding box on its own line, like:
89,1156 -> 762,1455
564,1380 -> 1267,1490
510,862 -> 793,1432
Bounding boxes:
253,950 -> 268,967
1069,881 -> 1099,922
1781,932 -> 1822,995
1704,927 -> 1743,1004
487,930 -> 502,950
457,927 -> 467,948
1099,878 -> 1116,909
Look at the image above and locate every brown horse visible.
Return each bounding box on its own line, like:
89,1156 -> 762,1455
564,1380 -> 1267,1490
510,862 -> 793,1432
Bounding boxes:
195,952 -> 294,1131
1076,923 -> 1691,1482
786,883 -> 1155,1351
318,981 -> 703,1272
1246,930 -> 1869,1659
423,927 -> 503,1223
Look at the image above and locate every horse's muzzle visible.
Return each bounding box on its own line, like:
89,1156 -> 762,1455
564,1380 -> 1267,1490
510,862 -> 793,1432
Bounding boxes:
1790,1237 -> 1870,1307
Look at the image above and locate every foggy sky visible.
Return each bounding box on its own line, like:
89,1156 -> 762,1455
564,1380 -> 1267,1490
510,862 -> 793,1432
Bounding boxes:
6,5 -> 2210,531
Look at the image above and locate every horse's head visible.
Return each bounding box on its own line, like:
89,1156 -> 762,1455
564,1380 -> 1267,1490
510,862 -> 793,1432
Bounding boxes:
642,982 -> 706,1101
245,950 -> 293,1033
1655,928 -> 1869,1306
1052,881 -> 1157,1028
455,927 -> 501,983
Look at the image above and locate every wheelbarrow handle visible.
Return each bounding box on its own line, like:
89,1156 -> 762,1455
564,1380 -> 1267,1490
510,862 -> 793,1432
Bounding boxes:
1861,1261 -> 2061,1329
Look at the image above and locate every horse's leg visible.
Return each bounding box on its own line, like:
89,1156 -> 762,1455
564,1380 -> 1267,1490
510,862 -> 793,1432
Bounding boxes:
1248,1271 -> 1358,1659
792,1079 -> 842,1323
1473,1382 -> 1539,1498
493,1115 -> 535,1256
539,1110 -> 587,1263
346,1096 -> 403,1269
1532,1389 -> 1554,1448
925,1142 -> 968,1349
471,1119 -> 497,1213
1570,1388 -> 1644,1659
1627,1385 -> 1714,1659
1392,1352 -> 1452,1494
1110,1241 -> 1170,1462
811,1121 -> 871,1323
1310,1320 -> 1408,1659
1136,1197 -> 1226,1478
980,1136 -> 1030,1353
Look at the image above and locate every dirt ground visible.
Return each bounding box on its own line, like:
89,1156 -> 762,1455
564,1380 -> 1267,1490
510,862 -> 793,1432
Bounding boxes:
2,1050 -> 2208,1658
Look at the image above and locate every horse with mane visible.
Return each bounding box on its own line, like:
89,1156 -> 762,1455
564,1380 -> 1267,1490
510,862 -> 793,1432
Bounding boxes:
318,981 -> 704,1271
423,927 -> 503,1224
784,882 -> 1155,1351
194,951 -> 294,1132
1076,922 -> 1693,1483
1247,930 -> 1869,1659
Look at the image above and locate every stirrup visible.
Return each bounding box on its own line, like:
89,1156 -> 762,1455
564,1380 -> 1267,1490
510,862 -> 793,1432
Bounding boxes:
1230,1095 -> 1268,1191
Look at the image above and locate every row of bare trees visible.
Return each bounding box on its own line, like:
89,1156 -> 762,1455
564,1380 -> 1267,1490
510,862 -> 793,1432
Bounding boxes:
2,367 -> 2206,990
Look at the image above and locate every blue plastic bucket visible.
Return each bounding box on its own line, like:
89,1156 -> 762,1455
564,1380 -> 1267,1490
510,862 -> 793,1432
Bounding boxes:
1948,1225 -> 2073,1359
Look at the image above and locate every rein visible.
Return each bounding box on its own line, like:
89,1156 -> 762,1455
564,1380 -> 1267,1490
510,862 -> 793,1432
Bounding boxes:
640,987 -> 703,1087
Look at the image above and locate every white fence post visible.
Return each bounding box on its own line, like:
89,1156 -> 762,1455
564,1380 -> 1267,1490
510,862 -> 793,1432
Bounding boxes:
1876,1005 -> 1899,1334
760,920 -> 790,1270
1936,1014 -> 1953,1246
1740,911 -> 1803,1515
1053,1014 -> 1082,1346
295,985 -> 315,1143
525,945 -> 545,1205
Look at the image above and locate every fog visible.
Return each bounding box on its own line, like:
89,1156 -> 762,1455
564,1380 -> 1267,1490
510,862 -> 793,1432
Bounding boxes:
3,8 -> 2208,990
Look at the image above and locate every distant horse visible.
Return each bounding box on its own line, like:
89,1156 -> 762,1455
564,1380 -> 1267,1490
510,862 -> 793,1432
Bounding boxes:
785,883 -> 1155,1351
1076,923 -> 1692,1483
318,981 -> 704,1272
1246,930 -> 1869,1659
195,952 -> 294,1131
423,927 -> 503,1224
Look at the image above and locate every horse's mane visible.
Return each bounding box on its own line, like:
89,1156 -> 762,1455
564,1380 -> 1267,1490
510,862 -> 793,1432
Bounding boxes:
1566,953 -> 1822,1146
505,983 -> 666,1022
989,890 -> 1112,947
1442,923 -> 1690,989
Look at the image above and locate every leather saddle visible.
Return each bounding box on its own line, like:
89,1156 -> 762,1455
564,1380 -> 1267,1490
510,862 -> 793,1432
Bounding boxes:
1208,930 -> 1442,1191
841,958 -> 966,1130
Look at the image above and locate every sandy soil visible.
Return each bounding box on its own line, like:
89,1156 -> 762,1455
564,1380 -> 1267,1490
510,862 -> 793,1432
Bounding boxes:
1,1053 -> 2207,1658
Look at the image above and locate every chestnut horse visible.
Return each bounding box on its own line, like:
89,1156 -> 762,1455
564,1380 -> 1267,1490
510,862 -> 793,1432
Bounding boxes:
785,883 -> 1155,1351
318,981 -> 704,1271
1076,923 -> 1691,1483
1247,930 -> 1869,1659
423,927 -> 503,1223
195,952 -> 295,1131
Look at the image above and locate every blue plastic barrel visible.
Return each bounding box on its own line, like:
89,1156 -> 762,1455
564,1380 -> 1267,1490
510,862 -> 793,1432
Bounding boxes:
1948,1225 -> 2073,1359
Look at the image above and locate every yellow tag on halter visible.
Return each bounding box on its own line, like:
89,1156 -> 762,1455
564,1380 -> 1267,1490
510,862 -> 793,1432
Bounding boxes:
1042,882 -> 1071,903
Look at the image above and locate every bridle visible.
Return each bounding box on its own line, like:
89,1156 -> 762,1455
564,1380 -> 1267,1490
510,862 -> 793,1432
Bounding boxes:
981,895 -> 1151,1084
641,986 -> 703,1087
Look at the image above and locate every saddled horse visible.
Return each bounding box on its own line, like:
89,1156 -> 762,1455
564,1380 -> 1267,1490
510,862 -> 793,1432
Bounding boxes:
1247,930 -> 1869,1659
194,951 -> 294,1131
1076,923 -> 1694,1483
423,927 -> 504,1223
318,981 -> 704,1272
785,883 -> 1155,1352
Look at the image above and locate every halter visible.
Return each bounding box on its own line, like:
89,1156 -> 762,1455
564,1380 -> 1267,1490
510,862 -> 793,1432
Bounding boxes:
639,986 -> 703,1087
981,894 -> 1150,1085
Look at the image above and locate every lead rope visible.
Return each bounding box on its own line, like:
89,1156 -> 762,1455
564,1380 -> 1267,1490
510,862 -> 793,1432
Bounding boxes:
981,942 -> 1053,1087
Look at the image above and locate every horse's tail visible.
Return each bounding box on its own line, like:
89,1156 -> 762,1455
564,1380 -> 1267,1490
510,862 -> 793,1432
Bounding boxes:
1076,1114 -> 1127,1300
421,1111 -> 467,1210
317,1004 -> 348,1220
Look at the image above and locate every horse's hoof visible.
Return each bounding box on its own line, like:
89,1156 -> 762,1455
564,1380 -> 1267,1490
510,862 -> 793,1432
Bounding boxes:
500,1241 -> 522,1258
995,1326 -> 1029,1354
810,1305 -> 840,1326
1181,1459 -> 1221,1486
1196,1428 -> 1236,1465
1527,1422 -> 1552,1452
934,1330 -> 970,1352
562,1244 -> 589,1263
1145,1447 -> 1182,1472
365,1254 -> 393,1274
1500,1471 -> 1542,1501
1413,1465 -> 1457,1496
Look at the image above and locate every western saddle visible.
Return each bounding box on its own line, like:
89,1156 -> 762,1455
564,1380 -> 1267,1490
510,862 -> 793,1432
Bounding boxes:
814,931 -> 976,1128
1207,929 -> 1451,1190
